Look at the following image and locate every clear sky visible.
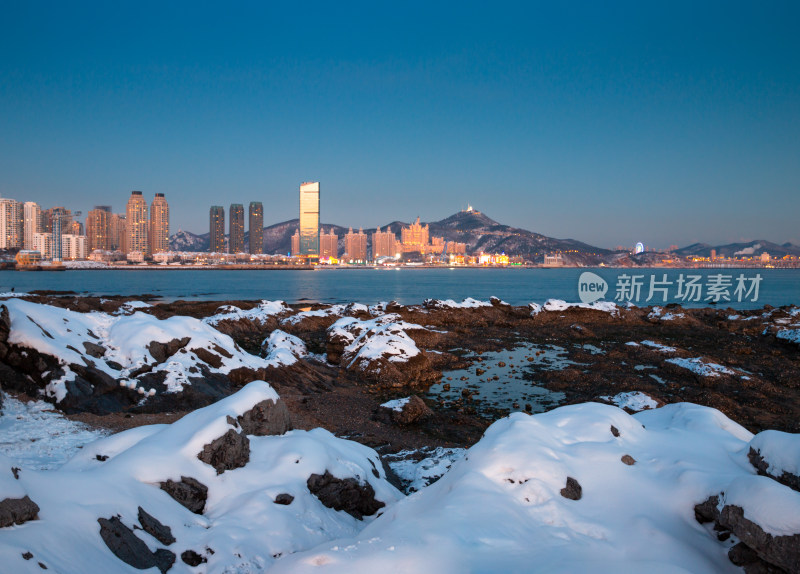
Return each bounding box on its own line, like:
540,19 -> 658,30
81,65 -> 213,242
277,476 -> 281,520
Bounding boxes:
1,1 -> 798,249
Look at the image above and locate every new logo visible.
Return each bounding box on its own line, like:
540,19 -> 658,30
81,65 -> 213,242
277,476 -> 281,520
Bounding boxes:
578,272 -> 608,304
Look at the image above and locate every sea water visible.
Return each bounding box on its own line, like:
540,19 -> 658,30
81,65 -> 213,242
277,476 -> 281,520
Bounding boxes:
1,267 -> 798,310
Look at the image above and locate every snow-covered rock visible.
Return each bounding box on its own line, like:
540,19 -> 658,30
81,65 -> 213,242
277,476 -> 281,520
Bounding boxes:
262,329 -> 308,365
666,357 -> 736,377
203,300 -> 291,326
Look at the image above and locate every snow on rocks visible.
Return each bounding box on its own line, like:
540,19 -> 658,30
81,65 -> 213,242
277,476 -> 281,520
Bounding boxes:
599,391 -> 658,412
281,303 -> 371,328
540,299 -> 620,315
640,340 -> 678,353
262,329 -> 308,365
776,329 -> 800,345
0,381 -> 402,573
666,357 -> 736,377
422,297 -> 493,309
648,306 -> 686,321
270,402 -> 799,574
748,430 -> 800,492
384,446 -> 467,494
202,300 -> 291,326
0,298 -> 289,413
375,395 -> 433,425
326,314 -> 435,387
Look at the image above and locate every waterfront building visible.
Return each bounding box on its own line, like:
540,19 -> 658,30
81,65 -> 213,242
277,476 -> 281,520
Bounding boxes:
86,206 -> 112,251
344,227 -> 368,263
42,207 -> 72,234
126,191 -> 149,255
149,193 -> 169,254
61,234 -> 87,260
32,233 -> 53,259
23,202 -> 41,250
299,182 -> 320,257
320,228 -> 338,259
445,241 -> 467,255
209,206 -> 225,253
249,202 -> 264,254
0,198 -> 23,250
66,220 -> 84,236
51,211 -> 63,261
401,216 -> 429,252
229,203 -> 245,254
372,227 -> 398,259
291,229 -> 300,256
110,213 -> 127,252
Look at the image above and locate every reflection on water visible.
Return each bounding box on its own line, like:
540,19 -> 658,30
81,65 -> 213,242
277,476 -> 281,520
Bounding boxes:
428,342 -> 571,416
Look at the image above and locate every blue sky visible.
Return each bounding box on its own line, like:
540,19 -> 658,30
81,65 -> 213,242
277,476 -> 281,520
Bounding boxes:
1,1 -> 798,249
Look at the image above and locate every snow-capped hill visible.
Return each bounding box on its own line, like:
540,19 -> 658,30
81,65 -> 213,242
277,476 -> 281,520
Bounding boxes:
169,229 -> 208,252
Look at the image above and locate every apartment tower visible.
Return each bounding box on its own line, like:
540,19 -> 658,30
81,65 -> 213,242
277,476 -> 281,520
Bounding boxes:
371,227 -> 398,259
229,204 -> 244,254
23,201 -> 41,250
320,228 -> 338,259
86,206 -> 112,251
344,227 -> 368,263
249,202 -> 263,254
0,198 -> 22,249
110,213 -> 127,252
150,193 -> 170,254
126,191 -> 149,255
299,182 -> 320,257
209,206 -> 225,252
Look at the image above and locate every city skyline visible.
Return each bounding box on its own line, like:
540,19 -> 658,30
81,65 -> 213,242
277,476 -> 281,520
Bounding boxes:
1,3 -> 798,248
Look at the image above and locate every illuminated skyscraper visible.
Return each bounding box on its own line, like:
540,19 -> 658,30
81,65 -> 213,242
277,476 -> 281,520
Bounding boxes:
229,203 -> 244,254
299,182 -> 319,257
110,213 -> 127,252
371,227 -> 398,259
149,193 -> 169,254
249,202 -> 263,254
23,201 -> 41,250
126,191 -> 149,255
209,206 -> 225,252
86,206 -> 112,251
291,229 -> 300,256
0,198 -> 22,249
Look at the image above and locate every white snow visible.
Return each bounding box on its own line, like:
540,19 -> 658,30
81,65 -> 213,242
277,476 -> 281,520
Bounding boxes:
380,397 -> 410,412
640,340 -> 678,353
0,381 -> 403,574
0,394 -> 110,470
386,447 -> 467,493
648,306 -> 685,321
723,476 -> 800,537
329,314 -> 425,369
282,303 -> 370,326
425,297 -> 493,309
203,300 -> 291,326
600,391 -> 658,411
541,299 -> 619,315
1,298 -> 289,400
776,329 -> 800,344
62,260 -> 110,269
263,329 -> 308,365
749,430 -> 800,478
666,357 -> 736,377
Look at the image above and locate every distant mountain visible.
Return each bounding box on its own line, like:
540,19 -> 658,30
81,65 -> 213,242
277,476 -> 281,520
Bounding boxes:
170,229 -> 208,252
674,240 -> 800,258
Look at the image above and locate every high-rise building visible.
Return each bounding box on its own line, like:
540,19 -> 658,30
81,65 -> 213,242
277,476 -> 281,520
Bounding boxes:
110,213 -> 127,252
344,227 -> 368,263
291,229 -> 300,256
32,232 -> 53,259
66,220 -> 84,236
372,227 -> 398,259
86,206 -> 112,251
210,206 -> 225,253
61,234 -> 87,260
0,198 -> 22,249
320,228 -> 338,259
126,191 -> 149,256
229,203 -> 244,254
401,217 -> 430,252
150,193 -> 169,254
23,202 -> 41,250
43,207 -> 72,235
299,182 -> 320,257
249,202 -> 263,254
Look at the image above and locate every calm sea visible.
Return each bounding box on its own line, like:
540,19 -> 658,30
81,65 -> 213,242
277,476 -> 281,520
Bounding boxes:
0,268 -> 798,310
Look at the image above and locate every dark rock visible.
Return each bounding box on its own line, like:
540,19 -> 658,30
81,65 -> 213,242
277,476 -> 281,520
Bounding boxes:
693,495 -> 720,524
22,552 -> 33,560
610,425 -> 620,437
749,447 -> 800,493
718,504 -> 800,573
237,398 -> 293,436
728,542 -> 761,566
192,347 -> 223,369
82,341 -> 106,358
12,467 -> 20,479
98,516 -> 175,573
138,506 -> 176,545
96,455 -> 108,462
147,337 -> 191,364
38,562 -> 47,569
197,429 -> 250,474
274,493 -> 294,505
375,395 -> 434,426
307,470 -> 385,519
181,550 -> 206,566
621,455 -> 636,466
0,495 -> 40,527
560,477 -> 582,500
160,477 -> 208,514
